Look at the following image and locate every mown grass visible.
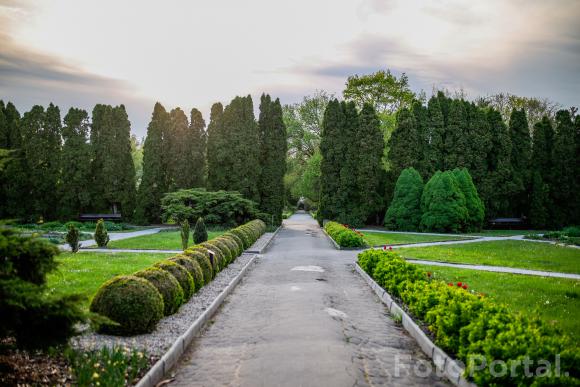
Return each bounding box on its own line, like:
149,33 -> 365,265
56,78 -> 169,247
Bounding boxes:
419,265 -> 580,341
398,240 -> 580,274
362,231 -> 471,246
46,251 -> 174,308
468,229 -> 547,237
105,230 -> 225,250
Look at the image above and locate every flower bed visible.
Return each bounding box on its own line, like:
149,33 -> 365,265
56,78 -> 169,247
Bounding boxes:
324,221 -> 366,248
357,249 -> 579,386
89,219 -> 266,336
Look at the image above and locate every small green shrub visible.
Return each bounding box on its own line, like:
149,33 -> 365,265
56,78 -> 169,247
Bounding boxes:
223,232 -> 244,256
420,171 -> 468,233
230,228 -> 252,249
207,239 -> 233,265
180,219 -> 190,250
94,219 -> 110,247
183,249 -> 213,283
384,167 -> 424,231
324,221 -> 366,248
563,226 -> 580,237
65,346 -> 149,387
218,236 -> 241,259
89,275 -> 163,335
134,267 -> 184,316
65,224 -> 81,253
193,217 -> 208,244
186,246 -> 218,276
200,242 -> 225,270
168,255 -> 204,292
154,261 -> 194,300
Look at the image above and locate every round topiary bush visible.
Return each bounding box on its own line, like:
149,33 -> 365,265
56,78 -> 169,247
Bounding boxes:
134,267 -> 184,316
89,275 -> 163,335
154,261 -> 195,300
223,232 -> 244,256
218,236 -> 241,260
230,228 -> 252,249
185,246 -> 217,278
199,242 -> 225,271
168,255 -> 204,292
184,249 -> 213,283
207,239 -> 233,265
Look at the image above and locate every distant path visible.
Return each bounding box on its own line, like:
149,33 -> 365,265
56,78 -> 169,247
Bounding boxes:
170,212 -> 448,386
406,259 -> 580,280
59,227 -> 165,251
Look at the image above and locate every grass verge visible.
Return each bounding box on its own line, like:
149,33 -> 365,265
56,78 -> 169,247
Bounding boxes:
105,230 -> 224,250
362,231 -> 470,246
398,240 -> 580,274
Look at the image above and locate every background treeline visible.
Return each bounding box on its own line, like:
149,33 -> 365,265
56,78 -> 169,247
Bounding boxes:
285,70 -> 579,229
0,94 -> 287,225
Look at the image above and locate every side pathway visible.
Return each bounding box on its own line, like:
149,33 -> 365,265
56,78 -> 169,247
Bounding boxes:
169,213 -> 449,386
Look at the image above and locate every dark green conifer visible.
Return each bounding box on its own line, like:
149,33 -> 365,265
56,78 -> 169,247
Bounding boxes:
189,108 -> 206,188
551,110 -> 577,227
420,171 -> 467,233
452,168 -> 484,231
508,108 -> 531,217
206,102 -> 225,191
337,101 -> 362,225
384,168 -> 423,231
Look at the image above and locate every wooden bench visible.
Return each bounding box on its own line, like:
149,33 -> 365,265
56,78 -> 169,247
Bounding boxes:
79,213 -> 122,222
488,217 -> 527,229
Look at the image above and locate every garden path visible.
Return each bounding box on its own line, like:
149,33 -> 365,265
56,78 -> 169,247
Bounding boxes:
170,212 -> 449,386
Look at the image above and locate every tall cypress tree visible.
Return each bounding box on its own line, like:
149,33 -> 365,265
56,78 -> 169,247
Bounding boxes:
21,104 -> 62,219
206,102 -> 227,191
318,99 -> 344,223
452,168 -> 484,231
112,105 -> 137,218
166,107 -> 190,191
426,96 -> 445,173
411,101 -> 430,177
90,104 -> 113,211
574,115 -> 580,223
59,108 -> 92,219
388,107 -> 421,182
443,99 -> 469,169
551,110 -> 576,227
384,167 -> 424,231
508,108 -> 531,217
483,109 -> 514,219
337,101 -> 361,225
356,103 -> 384,224
258,94 -> 287,225
468,104 -> 491,197
529,117 -> 555,228
135,103 -> 170,224
189,108 -> 206,188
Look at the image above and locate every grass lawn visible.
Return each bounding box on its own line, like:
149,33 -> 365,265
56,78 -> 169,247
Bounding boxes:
419,265 -> 580,341
468,229 -> 546,237
105,230 -> 225,250
46,251 -> 174,308
398,240 -> 580,274
362,231 -> 471,246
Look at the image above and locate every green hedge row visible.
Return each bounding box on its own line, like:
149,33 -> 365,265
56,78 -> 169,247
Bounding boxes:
89,219 -> 267,336
324,221 -> 366,248
357,249 -> 579,386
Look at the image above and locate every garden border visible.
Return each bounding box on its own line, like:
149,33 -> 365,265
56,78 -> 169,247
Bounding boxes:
135,254 -> 257,387
321,228 -> 365,251
354,263 -> 476,387
135,229 -> 279,387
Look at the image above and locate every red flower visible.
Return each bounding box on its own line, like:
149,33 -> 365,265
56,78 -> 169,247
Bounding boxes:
462,284 -> 468,289
448,283 -> 453,287
427,272 -> 432,277
389,246 -> 393,251
457,282 -> 462,287
383,245 -> 387,250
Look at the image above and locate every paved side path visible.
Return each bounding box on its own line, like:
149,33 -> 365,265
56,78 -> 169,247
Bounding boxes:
59,227 -> 166,251
170,213 -> 448,386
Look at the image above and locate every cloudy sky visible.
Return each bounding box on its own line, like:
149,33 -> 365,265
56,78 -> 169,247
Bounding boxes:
1,0 -> 579,137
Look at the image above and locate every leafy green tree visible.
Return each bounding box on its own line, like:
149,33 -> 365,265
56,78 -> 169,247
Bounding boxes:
166,107 -> 190,191
258,94 -> 287,225
443,99 -> 469,169
297,150 -> 322,202
467,104 -> 491,196
551,110 -> 577,227
508,108 -> 531,217
337,101 -> 362,225
356,103 -> 384,223
20,104 -> 62,220
411,101 -> 430,177
318,99 -> 345,223
452,168 -> 484,231
426,96 -> 445,175
193,217 -> 208,244
420,171 -> 467,232
135,103 -> 170,224
112,105 -> 137,218
384,168 -> 424,231
477,92 -> 561,125
189,108 -> 206,188
130,135 -> 144,186
206,102 -> 225,191
529,117 -> 555,228
59,108 -> 92,219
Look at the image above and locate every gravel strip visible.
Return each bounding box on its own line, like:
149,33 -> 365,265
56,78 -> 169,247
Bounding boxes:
72,253 -> 258,357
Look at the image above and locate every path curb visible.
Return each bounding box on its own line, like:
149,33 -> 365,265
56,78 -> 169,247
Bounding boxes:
354,263 -> 476,387
245,226 -> 281,254
135,253 -> 259,387
322,228 -> 342,250
321,228 -> 366,251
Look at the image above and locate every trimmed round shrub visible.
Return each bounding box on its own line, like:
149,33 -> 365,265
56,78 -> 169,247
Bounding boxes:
223,232 -> 244,256
207,239 -> 233,264
199,242 -> 225,271
186,246 -> 218,277
218,236 -> 241,259
168,255 -> 204,292
154,261 -> 195,300
89,275 -> 163,335
184,249 -> 213,283
230,228 -> 252,249
134,267 -> 184,316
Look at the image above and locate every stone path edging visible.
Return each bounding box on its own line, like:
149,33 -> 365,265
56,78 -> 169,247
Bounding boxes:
354,263 -> 476,387
322,228 -> 342,250
135,253 -> 259,387
245,226 -> 281,254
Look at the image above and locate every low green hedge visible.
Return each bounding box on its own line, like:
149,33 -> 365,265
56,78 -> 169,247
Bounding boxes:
134,267 -> 184,316
324,221 -> 366,248
357,250 -> 579,386
90,219 -> 268,336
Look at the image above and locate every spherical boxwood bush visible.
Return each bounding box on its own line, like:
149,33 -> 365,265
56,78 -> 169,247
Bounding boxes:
184,249 -> 213,284
89,275 -> 163,335
230,228 -> 252,249
223,232 -> 244,256
168,255 -> 204,292
207,239 -> 233,265
134,267 -> 184,316
199,242 -> 225,271
218,236 -> 241,260
154,261 -> 195,300
185,246 -> 218,278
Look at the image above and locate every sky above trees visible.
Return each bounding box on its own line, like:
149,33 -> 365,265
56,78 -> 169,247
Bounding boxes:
1,0 -> 578,136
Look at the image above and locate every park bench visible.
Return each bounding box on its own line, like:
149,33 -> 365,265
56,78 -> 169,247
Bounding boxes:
488,217 -> 527,229
79,213 -> 122,222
